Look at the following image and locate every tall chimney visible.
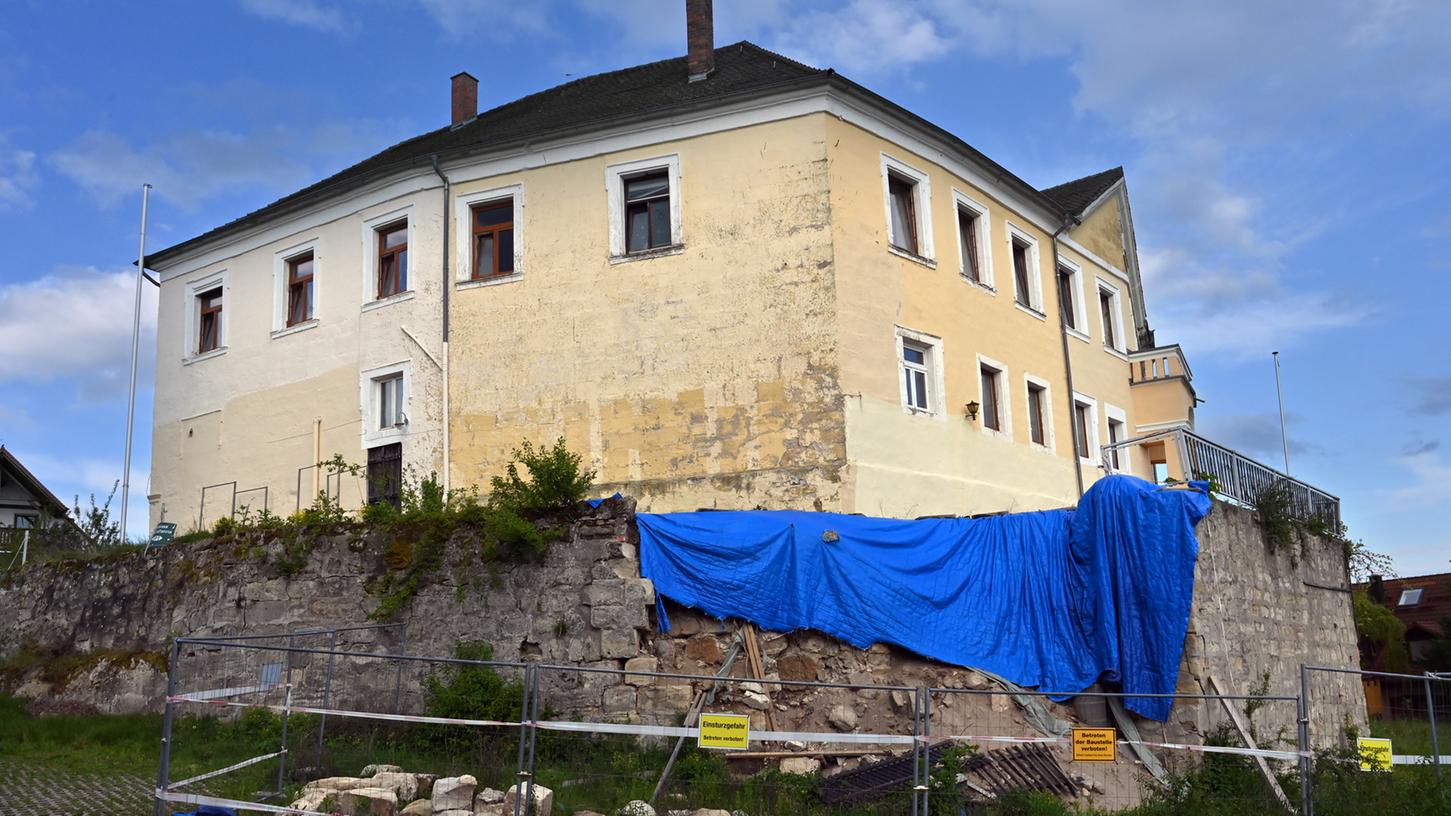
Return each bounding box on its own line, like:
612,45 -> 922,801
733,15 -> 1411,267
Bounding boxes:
451,71 -> 478,126
686,0 -> 714,82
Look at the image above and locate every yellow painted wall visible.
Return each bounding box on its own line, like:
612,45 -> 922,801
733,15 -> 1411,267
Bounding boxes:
1070,193 -> 1126,269
822,117 -> 1143,517
446,115 -> 847,512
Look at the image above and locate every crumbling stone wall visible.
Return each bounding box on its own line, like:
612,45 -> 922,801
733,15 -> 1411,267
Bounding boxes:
0,496 -> 1363,762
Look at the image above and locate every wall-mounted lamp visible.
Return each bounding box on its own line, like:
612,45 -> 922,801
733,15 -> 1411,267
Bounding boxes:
964,401 -> 980,421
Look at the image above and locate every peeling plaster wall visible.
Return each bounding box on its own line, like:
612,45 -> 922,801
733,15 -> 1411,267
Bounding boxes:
446,115 -> 847,513
823,118 -> 1141,517
150,191 -> 447,530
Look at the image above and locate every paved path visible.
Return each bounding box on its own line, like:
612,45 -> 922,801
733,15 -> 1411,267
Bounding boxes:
0,760 -> 159,816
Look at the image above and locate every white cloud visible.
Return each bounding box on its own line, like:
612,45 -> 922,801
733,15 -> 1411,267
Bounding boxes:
0,267 -> 158,398
770,0 -> 951,73
0,135 -> 38,211
1384,446 -> 1451,507
415,0 -> 553,38
239,0 -> 352,33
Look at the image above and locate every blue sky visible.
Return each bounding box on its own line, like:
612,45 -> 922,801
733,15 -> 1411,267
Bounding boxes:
2,1 -> 1448,573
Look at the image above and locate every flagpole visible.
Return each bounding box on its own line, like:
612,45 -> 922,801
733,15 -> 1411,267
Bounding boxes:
122,183 -> 150,546
1273,350 -> 1290,476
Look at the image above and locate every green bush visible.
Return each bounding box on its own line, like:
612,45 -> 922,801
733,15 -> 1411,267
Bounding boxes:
424,642 -> 523,722
489,437 -> 596,516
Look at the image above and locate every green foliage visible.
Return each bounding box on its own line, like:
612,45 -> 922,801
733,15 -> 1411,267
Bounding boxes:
489,437 -> 595,517
1353,590 -> 1410,672
1425,616 -> 1451,671
927,744 -> 977,815
423,642 -> 523,722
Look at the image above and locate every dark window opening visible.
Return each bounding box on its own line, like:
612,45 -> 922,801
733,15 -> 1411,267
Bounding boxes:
377,221 -> 408,298
286,252 -> 314,327
197,286 -> 223,354
367,442 -> 403,509
959,208 -> 981,281
471,200 -> 515,278
1074,402 -> 1092,459
1012,239 -> 1033,308
980,365 -> 1002,431
888,173 -> 919,254
1027,383 -> 1046,446
624,171 -> 671,253
1057,269 -> 1077,330
1100,289 -> 1118,348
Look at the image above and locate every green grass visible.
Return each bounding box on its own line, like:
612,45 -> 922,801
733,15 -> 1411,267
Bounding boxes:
1370,717 -> 1447,757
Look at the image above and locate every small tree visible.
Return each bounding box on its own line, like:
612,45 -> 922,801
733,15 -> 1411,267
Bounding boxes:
489,437 -> 595,516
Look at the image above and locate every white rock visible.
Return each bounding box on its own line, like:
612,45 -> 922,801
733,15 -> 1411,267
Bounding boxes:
400,801 -> 434,816
288,788 -> 330,812
742,690 -> 771,710
779,756 -> 822,775
827,704 -> 857,731
372,771 -> 421,803
306,776 -> 367,792
364,763 -> 406,777
475,787 -> 505,805
616,801 -> 655,816
502,782 -> 554,816
432,775 -> 478,811
339,787 -> 399,816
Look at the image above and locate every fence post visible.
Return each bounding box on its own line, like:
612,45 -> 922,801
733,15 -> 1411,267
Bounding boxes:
513,664 -> 531,816
276,633 -> 295,795
920,685 -> 931,815
154,638 -> 181,816
525,663 -> 540,814
1299,664 -> 1313,816
1426,677 -> 1444,796
316,629 -> 338,771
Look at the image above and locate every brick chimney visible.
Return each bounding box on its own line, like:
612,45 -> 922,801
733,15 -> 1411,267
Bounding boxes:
451,71 -> 478,126
686,0 -> 714,82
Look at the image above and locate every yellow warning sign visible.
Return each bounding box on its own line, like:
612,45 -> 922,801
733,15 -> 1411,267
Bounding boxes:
1357,737 -> 1393,772
1071,727 -> 1118,762
697,713 -> 751,750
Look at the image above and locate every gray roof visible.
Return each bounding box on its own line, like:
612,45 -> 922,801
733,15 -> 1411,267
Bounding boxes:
1040,166 -> 1124,217
149,41 -> 1085,267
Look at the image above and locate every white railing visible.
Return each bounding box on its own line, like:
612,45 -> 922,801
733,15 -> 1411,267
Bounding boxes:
1102,428 -> 1339,527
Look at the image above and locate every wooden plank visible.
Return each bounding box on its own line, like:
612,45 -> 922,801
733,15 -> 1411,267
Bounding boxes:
740,623 -> 778,731
1207,674 -> 1293,813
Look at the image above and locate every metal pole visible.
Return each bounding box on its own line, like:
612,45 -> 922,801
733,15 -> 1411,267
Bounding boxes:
920,685 -> 931,815
155,638 -> 180,816
1426,677 -> 1444,796
525,663 -> 540,813
513,664 -> 531,816
20,530 -> 27,566
317,630 -> 338,772
276,634 -> 295,795
911,686 -> 921,816
122,183 -> 150,545
1299,664 -> 1313,816
1274,351 -> 1291,476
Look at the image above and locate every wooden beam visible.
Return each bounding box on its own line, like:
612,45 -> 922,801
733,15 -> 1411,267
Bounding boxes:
1207,674 -> 1293,813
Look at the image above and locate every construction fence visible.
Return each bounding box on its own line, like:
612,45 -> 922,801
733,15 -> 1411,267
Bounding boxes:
154,631 -> 1449,816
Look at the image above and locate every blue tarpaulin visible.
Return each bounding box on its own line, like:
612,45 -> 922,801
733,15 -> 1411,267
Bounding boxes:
637,475 -> 1211,720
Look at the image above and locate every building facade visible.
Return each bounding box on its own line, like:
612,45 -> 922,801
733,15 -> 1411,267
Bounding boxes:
147,6 -> 1203,530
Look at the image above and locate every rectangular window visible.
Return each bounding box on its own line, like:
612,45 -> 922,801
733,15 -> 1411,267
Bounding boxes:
471,199 -> 515,278
902,341 -> 931,412
197,286 -> 223,354
1058,268 -> 1078,331
1107,418 -> 1124,470
1398,588 -> 1424,607
367,442 -> 403,509
377,373 -> 404,430
1100,289 -> 1117,349
14,514 -> 37,529
1027,383 -> 1046,446
958,207 -> 981,282
286,251 -> 314,327
1012,238 -> 1033,308
624,171 -> 672,253
1074,402 -> 1092,459
888,174 -> 919,255
376,220 -> 408,298
980,364 -> 1003,432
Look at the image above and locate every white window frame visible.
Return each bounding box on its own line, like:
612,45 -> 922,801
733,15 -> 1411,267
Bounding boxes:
1023,373 -> 1055,451
952,188 -> 993,291
1398,588 -> 1424,607
975,353 -> 1012,439
1096,278 -> 1128,355
1056,256 -> 1089,342
1072,392 -> 1100,464
456,183 -> 524,288
1005,222 -> 1044,318
880,153 -> 935,266
895,326 -> 945,418
1103,402 -> 1127,471
361,360 -> 412,447
271,238 -> 320,337
183,268 -> 229,363
606,154 -> 682,261
361,205 -> 415,309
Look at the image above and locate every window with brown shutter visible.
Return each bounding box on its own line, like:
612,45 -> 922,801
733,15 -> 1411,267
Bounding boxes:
1058,268 -> 1077,330
888,174 -> 919,254
980,365 -> 1002,431
624,171 -> 671,253
959,207 -> 981,282
1012,238 -> 1033,307
1027,383 -> 1046,446
471,200 -> 514,278
1100,288 -> 1117,348
376,221 -> 408,298
286,251 -> 314,326
197,287 -> 223,354
1074,402 -> 1092,459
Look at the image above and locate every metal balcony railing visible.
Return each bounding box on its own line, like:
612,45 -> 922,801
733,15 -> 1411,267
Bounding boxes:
1102,427 -> 1340,527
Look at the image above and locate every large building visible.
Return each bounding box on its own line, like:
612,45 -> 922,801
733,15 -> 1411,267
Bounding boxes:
146,2 -> 1298,531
